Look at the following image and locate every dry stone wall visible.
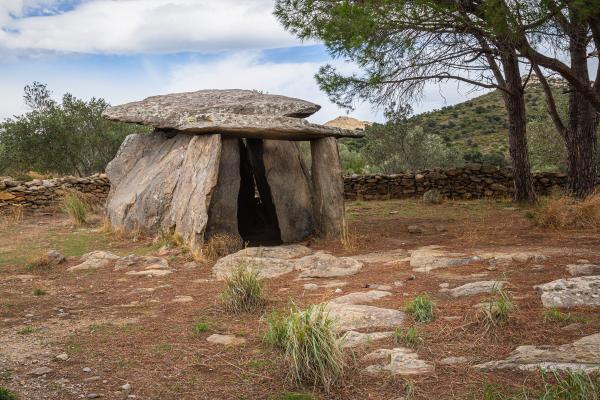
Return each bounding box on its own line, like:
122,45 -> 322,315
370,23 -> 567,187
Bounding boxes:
343,164 -> 593,200
0,174 -> 109,212
0,164 -> 596,212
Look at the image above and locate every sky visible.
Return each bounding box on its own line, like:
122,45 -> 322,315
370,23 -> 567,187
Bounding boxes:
0,0 -> 486,124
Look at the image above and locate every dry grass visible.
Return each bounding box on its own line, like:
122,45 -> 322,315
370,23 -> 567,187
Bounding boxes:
201,233 -> 243,261
25,254 -> 52,271
60,191 -> 89,226
0,205 -> 24,227
341,224 -> 361,251
220,263 -> 266,313
534,191 -> 600,230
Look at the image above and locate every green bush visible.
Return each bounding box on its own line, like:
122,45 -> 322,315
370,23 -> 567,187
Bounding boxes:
405,294 -> 435,323
265,304 -> 344,391
0,387 -> 19,400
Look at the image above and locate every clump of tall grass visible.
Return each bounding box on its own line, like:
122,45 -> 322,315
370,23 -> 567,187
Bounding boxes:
0,386 -> 19,400
265,303 -> 345,392
61,192 -> 88,226
533,191 -> 600,230
202,233 -> 243,261
0,205 -> 23,227
478,289 -> 514,335
405,294 -> 435,323
393,326 -> 423,347
221,263 -> 265,313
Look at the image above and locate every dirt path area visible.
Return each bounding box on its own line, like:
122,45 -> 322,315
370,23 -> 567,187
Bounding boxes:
1,199 -> 599,399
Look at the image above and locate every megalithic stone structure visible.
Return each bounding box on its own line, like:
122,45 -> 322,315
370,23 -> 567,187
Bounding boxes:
102,89 -> 363,251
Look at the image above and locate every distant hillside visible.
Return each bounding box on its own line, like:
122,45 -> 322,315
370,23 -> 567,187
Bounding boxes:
325,116 -> 372,131
409,78 -> 567,156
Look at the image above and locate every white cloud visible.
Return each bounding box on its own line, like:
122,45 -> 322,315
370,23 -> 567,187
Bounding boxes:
166,52 -> 383,124
1,0 -> 300,54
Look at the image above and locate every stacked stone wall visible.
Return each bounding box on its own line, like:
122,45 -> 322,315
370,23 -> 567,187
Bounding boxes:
0,174 -> 109,212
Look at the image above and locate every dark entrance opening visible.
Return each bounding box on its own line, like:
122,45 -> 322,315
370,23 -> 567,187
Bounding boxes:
237,139 -> 282,246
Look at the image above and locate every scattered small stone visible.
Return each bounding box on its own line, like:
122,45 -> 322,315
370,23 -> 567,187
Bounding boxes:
46,249 -> 66,265
364,348 -> 434,375
439,282 -> 450,289
206,334 -> 246,346
83,367 -> 92,373
121,383 -> 131,392
84,376 -> 101,382
577,259 -> 591,264
29,367 -> 53,376
87,393 -> 101,398
408,275 -> 416,281
393,281 -> 404,287
440,356 -> 469,365
408,225 -> 423,234
566,264 -> 600,277
366,284 -> 393,291
183,261 -> 199,270
303,283 -> 319,290
335,288 -> 343,293
171,295 -> 193,303
55,353 -> 69,361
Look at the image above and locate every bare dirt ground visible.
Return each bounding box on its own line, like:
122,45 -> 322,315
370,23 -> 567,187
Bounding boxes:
1,198 -> 599,400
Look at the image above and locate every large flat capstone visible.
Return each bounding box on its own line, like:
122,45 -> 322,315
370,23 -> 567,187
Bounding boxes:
102,89 -> 361,140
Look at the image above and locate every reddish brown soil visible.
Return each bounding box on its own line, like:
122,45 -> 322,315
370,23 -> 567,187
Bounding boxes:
0,199 -> 599,399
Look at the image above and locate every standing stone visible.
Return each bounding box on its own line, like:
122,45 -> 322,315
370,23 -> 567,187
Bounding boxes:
261,140 -> 314,242
311,137 -> 345,239
205,137 -> 242,245
106,131 -> 222,250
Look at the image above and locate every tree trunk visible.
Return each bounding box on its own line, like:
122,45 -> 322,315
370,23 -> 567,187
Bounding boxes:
565,12 -> 599,198
501,51 -> 537,203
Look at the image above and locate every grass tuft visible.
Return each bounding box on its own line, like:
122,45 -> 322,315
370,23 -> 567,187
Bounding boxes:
478,289 -> 514,335
33,288 -> 46,296
221,263 -> 266,313
543,307 -> 572,324
393,326 -> 423,347
25,254 -> 51,271
61,192 -> 88,226
192,322 -> 210,334
265,303 -> 345,392
533,191 -> 600,230
202,233 -> 242,261
0,387 -> 19,400
405,294 -> 435,323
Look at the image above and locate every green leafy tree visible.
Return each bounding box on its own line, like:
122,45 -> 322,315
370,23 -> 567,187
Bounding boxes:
0,82 -> 144,176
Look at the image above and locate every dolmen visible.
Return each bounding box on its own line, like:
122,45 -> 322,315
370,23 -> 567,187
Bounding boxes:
102,89 -> 362,251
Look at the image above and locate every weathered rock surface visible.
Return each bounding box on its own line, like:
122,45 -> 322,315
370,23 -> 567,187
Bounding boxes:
46,250 -> 65,265
233,245 -> 314,260
351,249 -> 409,265
326,303 -> 405,332
311,137 -> 345,239
410,246 -> 480,272
483,251 -> 548,266
68,251 -> 120,272
206,334 -> 246,346
260,140 -> 314,242
567,264 -> 600,277
475,333 -> 600,372
329,290 -> 392,305
364,348 -> 434,375
114,255 -> 169,271
106,132 -> 221,251
341,331 -> 394,348
304,281 -> 348,290
125,269 -> 173,277
422,189 -> 444,204
295,253 -> 364,278
440,356 -> 470,365
102,89 -> 361,140
444,281 -> 505,297
534,276 -> 600,308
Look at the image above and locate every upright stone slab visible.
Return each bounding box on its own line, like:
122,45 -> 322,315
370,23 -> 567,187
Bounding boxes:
311,137 -> 345,239
261,140 -> 314,242
205,137 -> 242,245
106,131 -> 222,250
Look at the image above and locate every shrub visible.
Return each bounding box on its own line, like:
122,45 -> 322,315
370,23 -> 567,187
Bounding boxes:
221,264 -> 265,313
533,192 -> 600,230
405,294 -> 435,323
25,255 -> 51,271
265,304 -> 345,392
192,322 -> 210,334
202,233 -> 243,261
0,387 -> 18,400
33,288 -> 46,296
61,192 -> 88,226
393,326 -> 423,347
478,290 -> 514,334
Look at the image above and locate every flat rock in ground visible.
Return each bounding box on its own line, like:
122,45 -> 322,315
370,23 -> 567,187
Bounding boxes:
125,269 -> 173,278
114,255 -> 169,271
304,281 -> 348,290
46,249 -> 65,265
341,331 -> 394,348
296,252 -> 363,278
171,295 -> 193,303
206,334 -> 246,346
482,251 -> 548,267
410,246 -> 480,273
102,89 -> 360,140
364,348 -> 434,375
475,333 -> 600,372
351,249 -> 409,265
534,276 -> 600,308
444,281 -> 505,297
233,245 -> 313,260
567,264 -> 600,277
440,356 -> 469,365
68,251 -> 120,272
329,290 -> 392,305
326,303 -> 405,332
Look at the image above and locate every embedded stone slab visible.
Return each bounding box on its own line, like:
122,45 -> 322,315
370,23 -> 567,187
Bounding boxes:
351,249 -> 410,265
326,303 -> 405,332
410,246 -> 481,272
114,255 -> 169,271
102,89 -> 361,140
341,331 -> 394,349
534,276 -> 600,308
125,269 -> 173,278
105,131 -> 221,251
329,290 -> 392,305
295,252 -> 364,278
440,356 -> 470,365
481,251 -> 549,266
567,264 -> 600,277
475,333 -> 600,373
206,334 -> 246,346
364,348 -> 434,375
68,251 -> 120,272
443,281 -> 505,297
